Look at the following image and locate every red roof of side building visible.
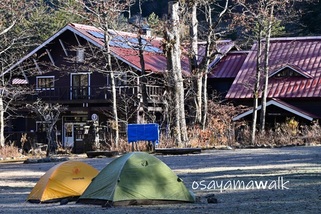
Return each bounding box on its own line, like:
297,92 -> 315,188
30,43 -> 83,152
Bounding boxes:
226,37 -> 321,99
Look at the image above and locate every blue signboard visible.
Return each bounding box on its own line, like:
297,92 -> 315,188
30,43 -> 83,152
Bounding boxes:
127,124 -> 159,146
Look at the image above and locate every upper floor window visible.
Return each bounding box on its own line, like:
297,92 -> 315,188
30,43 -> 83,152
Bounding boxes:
107,73 -> 127,87
36,76 -> 54,90
71,73 -> 90,100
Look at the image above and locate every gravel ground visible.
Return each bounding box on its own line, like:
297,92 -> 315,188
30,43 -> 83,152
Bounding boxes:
0,146 -> 321,214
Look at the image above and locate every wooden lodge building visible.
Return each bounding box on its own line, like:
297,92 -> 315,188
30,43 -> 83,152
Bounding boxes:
6,23 -> 321,152
4,23 -> 237,152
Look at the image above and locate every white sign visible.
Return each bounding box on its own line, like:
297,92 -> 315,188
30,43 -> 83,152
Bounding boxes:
91,113 -> 98,121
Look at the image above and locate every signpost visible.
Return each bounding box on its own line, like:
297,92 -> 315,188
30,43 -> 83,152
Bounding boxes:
91,113 -> 98,121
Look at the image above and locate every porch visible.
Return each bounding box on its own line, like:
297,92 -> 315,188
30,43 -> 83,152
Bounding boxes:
27,85 -> 165,103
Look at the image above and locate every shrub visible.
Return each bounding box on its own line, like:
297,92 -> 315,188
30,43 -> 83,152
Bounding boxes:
0,142 -> 21,160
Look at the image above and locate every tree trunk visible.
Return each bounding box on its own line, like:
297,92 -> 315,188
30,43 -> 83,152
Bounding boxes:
201,3 -> 213,130
46,125 -> 53,157
138,0 -> 148,122
189,3 -> 201,124
165,48 -> 182,145
260,5 -> 274,131
251,25 -> 263,145
105,31 -> 119,149
196,75 -> 202,124
202,73 -> 208,130
110,71 -> 119,148
172,1 -> 188,146
138,24 -> 148,122
201,35 -> 212,131
0,97 -> 4,147
166,1 -> 189,146
178,70 -> 188,145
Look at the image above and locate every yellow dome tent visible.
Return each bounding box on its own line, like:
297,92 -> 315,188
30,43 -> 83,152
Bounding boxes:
27,160 -> 99,203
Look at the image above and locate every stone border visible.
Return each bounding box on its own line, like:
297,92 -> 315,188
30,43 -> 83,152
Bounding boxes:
23,157 -> 69,164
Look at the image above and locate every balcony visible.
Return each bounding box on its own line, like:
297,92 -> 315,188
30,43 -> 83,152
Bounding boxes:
27,85 -> 165,103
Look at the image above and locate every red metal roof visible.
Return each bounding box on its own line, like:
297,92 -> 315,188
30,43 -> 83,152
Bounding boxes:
68,23 -> 181,74
4,23 -> 237,78
69,24 -> 237,76
226,37 -> 321,99
208,51 -> 248,78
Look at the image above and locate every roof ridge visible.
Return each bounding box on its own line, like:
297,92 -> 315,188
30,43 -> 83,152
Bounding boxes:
70,23 -> 99,31
264,36 -> 321,42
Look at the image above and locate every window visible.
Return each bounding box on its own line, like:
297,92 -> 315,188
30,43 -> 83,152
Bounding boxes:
274,67 -> 301,77
270,66 -> 306,78
36,121 -> 50,132
71,73 -> 90,100
36,76 -> 54,90
107,120 -> 127,133
107,73 -> 127,87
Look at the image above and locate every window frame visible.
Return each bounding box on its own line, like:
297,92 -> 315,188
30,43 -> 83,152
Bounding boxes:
36,121 -> 50,132
107,73 -> 128,88
107,120 -> 127,133
36,76 -> 55,90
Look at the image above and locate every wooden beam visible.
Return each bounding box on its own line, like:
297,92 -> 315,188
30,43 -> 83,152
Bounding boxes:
59,39 -> 68,56
87,41 -> 95,55
46,49 -> 55,66
74,33 -> 81,46
19,66 -> 29,84
33,58 -> 42,74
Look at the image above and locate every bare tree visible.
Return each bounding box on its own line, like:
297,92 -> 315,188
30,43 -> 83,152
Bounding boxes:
198,0 -> 230,130
124,0 -> 136,19
180,0 -> 231,130
186,1 -> 201,124
26,99 -> 66,156
164,1 -> 188,146
0,1 -> 39,147
260,4 -> 274,131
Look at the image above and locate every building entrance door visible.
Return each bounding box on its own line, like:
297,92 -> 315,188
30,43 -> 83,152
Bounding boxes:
63,123 -> 86,149
64,123 -> 74,148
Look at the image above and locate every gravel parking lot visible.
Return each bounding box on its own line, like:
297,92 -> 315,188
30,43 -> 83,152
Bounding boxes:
0,146 -> 320,213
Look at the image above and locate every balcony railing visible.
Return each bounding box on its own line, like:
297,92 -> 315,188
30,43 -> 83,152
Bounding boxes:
28,85 -> 164,102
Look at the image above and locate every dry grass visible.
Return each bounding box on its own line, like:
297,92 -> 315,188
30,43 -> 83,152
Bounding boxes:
0,143 -> 21,159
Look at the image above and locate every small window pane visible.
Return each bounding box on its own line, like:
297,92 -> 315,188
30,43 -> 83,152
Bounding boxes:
37,77 -> 54,89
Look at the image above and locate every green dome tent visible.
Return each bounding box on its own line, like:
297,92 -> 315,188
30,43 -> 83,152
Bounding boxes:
77,152 -> 195,206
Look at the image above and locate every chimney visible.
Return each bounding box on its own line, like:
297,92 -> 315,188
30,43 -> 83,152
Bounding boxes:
142,27 -> 151,36
76,48 -> 85,63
